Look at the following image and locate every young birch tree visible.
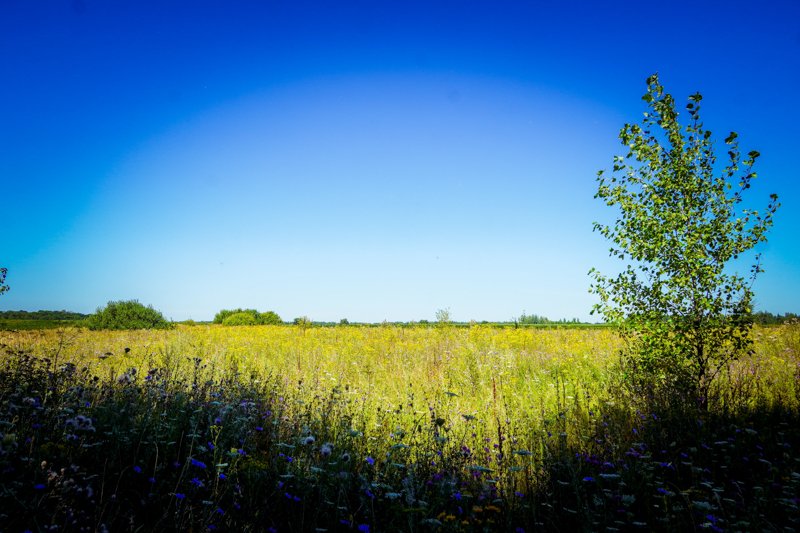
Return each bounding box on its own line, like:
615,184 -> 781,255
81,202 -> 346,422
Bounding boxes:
590,74 -> 779,409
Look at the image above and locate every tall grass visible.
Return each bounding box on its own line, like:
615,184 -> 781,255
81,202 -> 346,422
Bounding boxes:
1,324 -> 798,530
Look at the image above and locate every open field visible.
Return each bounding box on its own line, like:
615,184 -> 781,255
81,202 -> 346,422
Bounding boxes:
1,324 -> 799,531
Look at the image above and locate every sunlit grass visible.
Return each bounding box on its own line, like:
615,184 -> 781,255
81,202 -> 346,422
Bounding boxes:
1,324 -> 797,530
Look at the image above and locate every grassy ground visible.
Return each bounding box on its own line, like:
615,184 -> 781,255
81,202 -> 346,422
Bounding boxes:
1,324 -> 798,531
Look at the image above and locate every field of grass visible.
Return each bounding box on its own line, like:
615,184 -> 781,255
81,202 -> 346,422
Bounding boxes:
1,324 -> 798,531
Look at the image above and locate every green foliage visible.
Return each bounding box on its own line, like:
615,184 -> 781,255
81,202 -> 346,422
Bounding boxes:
258,310 -> 282,325
435,307 -> 451,325
752,311 -> 799,326
0,267 -> 8,296
517,311 -> 550,324
85,300 -> 171,330
0,309 -> 87,321
214,308 -> 258,324
222,312 -> 258,326
590,74 -> 780,408
293,316 -> 311,328
214,308 -> 282,325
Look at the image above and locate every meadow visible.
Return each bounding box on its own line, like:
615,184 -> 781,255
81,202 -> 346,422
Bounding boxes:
1,323 -> 798,531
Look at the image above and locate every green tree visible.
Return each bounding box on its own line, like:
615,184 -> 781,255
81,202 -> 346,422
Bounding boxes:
214,308 -> 282,325
86,300 -> 172,330
222,312 -> 258,326
589,74 -> 779,409
293,316 -> 311,327
258,310 -> 283,325
214,308 -> 258,324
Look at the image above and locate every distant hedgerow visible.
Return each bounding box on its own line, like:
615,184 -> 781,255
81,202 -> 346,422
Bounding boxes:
85,300 -> 171,330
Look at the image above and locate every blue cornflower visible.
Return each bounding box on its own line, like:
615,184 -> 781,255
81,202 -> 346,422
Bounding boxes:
191,458 -> 207,469
358,525 -> 370,532
190,477 -> 203,488
218,472 -> 227,480
175,493 -> 186,500
365,456 -> 375,466
133,466 -> 142,474
582,476 -> 595,482
34,484 -> 46,490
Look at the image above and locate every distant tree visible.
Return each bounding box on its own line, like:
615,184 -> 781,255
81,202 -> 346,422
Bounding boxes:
752,311 -> 799,325
435,308 -> 451,325
517,311 -> 550,325
293,316 -> 311,327
0,310 -> 87,320
214,308 -> 282,325
258,311 -> 283,325
86,300 -> 171,330
590,74 -> 779,409
339,318 -> 350,325
214,308 -> 257,324
222,312 -> 258,326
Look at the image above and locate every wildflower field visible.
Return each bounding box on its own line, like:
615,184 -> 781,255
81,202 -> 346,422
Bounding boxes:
1,324 -> 798,531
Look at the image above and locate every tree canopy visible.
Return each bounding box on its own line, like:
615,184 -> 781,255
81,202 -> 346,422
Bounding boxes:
590,74 -> 780,408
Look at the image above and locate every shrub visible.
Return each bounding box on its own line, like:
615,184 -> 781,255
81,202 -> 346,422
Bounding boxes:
222,312 -> 258,326
258,310 -> 282,325
215,308 -> 282,325
214,308 -> 257,324
85,300 -> 171,330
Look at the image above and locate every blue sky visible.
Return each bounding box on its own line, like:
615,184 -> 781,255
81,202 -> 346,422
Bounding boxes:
1,0 -> 798,322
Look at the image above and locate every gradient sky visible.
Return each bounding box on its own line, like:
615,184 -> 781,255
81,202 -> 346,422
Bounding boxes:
2,0 -> 798,322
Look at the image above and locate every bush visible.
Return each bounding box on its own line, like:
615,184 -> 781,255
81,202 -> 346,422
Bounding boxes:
215,308 -> 282,325
258,310 -> 282,325
222,312 -> 258,326
214,308 -> 258,324
85,300 -> 171,330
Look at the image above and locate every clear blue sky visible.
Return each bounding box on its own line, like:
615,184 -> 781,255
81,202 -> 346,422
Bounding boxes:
2,0 -> 798,322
